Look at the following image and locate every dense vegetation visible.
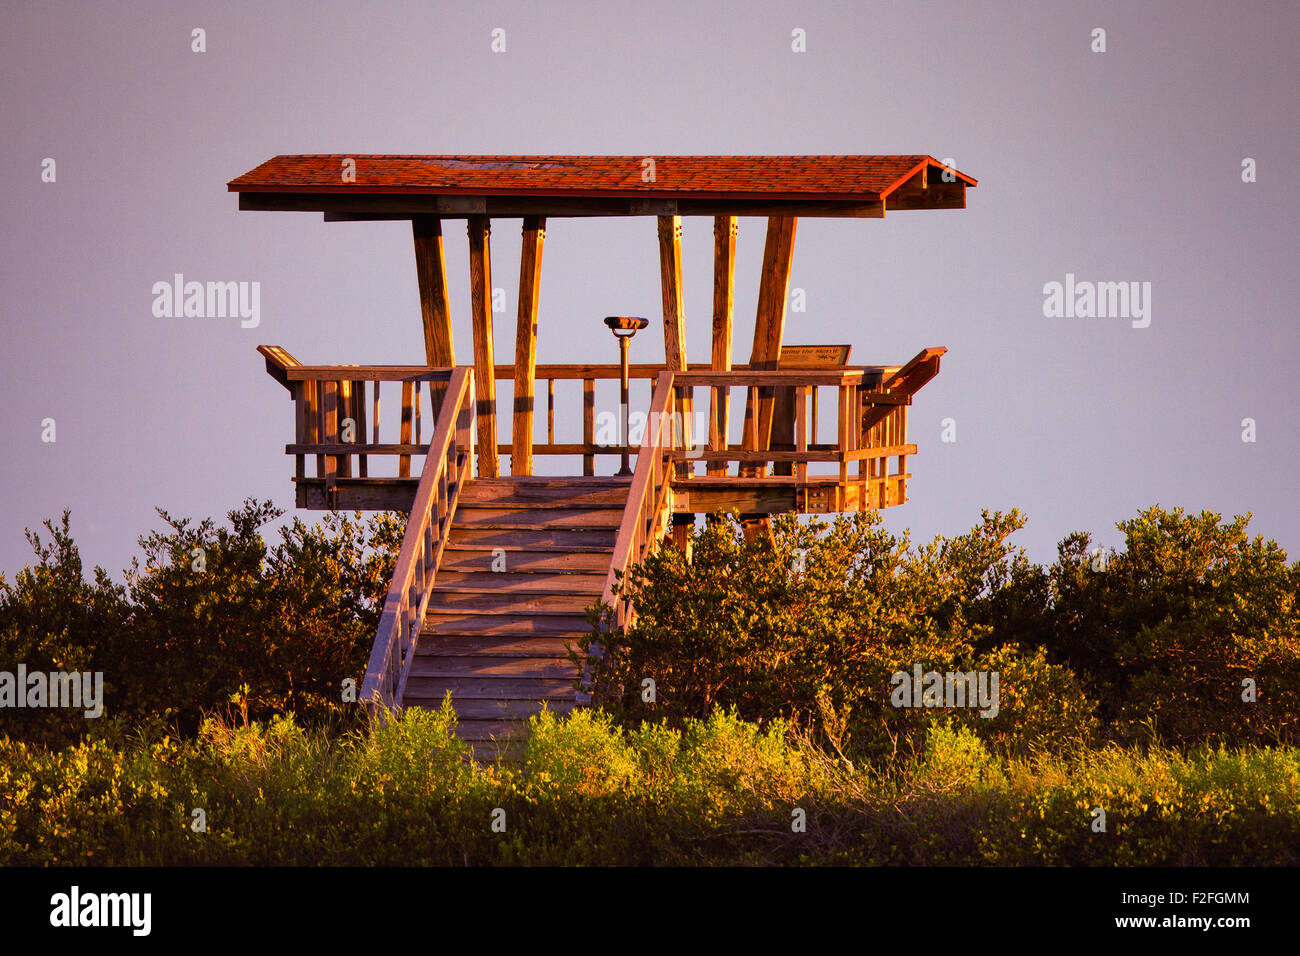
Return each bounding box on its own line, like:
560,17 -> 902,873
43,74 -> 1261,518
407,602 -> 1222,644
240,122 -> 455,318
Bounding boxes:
1,501 -> 1297,865
580,507 -> 1300,757
0,501 -> 397,747
1,706 -> 1296,866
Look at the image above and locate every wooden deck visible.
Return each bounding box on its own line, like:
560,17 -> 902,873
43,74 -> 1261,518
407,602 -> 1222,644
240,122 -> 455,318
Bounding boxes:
261,351 -> 945,756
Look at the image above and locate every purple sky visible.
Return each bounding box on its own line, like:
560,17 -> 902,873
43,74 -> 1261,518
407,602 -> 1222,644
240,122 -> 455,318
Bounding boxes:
2,0 -> 1297,579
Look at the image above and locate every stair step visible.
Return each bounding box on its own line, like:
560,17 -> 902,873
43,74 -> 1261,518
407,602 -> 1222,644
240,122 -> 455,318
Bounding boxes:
413,634 -> 579,657
401,697 -> 575,720
429,591 -> 595,615
459,482 -> 632,508
452,506 -> 623,529
450,719 -> 533,742
446,527 -> 617,550
404,676 -> 576,699
439,550 -> 612,573
407,655 -> 580,678
434,571 -> 607,594
424,612 -> 590,636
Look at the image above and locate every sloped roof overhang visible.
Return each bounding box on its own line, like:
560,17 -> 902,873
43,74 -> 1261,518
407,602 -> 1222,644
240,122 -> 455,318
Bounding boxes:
228,154 -> 976,220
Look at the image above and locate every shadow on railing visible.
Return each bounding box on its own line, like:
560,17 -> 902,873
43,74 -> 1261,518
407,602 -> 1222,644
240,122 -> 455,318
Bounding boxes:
358,366 -> 474,711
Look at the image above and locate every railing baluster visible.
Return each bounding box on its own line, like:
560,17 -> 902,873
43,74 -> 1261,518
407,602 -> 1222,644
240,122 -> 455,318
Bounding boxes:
547,378 -> 555,446
322,381 -> 339,503
399,382 -> 414,478
582,378 -> 595,477
414,380 -> 422,447
354,379 -> 368,478
337,380 -> 353,479
794,384 -> 808,489
293,383 -> 306,485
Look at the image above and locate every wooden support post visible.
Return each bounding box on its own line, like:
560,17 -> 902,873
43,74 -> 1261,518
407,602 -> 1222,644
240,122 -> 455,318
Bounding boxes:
512,216 -> 546,476
742,216 -> 798,477
413,217 -> 455,414
658,215 -> 691,473
671,513 -> 694,557
467,215 -> 498,477
709,216 -> 736,477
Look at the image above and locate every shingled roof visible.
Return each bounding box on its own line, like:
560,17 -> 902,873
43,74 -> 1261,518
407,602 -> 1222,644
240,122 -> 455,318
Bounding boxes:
229,154 -> 976,219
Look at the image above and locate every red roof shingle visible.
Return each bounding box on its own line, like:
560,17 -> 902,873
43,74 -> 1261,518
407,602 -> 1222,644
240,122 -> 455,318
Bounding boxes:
228,154 -> 976,201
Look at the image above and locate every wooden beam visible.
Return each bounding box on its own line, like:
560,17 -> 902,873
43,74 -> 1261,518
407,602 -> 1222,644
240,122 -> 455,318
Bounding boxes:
742,217 -> 798,474
413,217 -> 454,367
512,216 -> 546,475
467,215 -> 498,477
708,216 -> 737,476
244,192 -> 887,219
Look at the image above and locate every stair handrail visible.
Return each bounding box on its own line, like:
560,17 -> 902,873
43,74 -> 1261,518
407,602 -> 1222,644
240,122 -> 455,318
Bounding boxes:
600,369 -> 678,628
360,365 -> 474,711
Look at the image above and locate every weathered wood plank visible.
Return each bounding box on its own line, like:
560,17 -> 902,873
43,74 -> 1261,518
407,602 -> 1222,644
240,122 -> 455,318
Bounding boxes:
407,655 -> 580,678
433,571 -> 607,594
451,506 -> 623,529
429,591 -> 596,615
416,634 -> 579,658
402,697 -> 576,720
446,527 -> 617,549
438,549 -> 612,573
403,676 -> 578,699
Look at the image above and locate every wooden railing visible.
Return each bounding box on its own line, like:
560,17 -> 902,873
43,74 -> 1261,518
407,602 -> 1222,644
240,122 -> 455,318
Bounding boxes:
486,361 -> 908,477
259,347 -> 459,502
599,371 -> 680,630
259,348 -> 922,499
577,372 -> 679,706
668,367 -> 920,511
358,366 -> 474,710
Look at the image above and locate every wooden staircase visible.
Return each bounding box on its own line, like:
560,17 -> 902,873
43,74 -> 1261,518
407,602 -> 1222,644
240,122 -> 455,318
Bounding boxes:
397,476 -> 631,758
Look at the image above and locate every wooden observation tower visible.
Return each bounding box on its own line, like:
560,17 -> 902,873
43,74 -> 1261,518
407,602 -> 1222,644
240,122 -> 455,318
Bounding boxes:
229,154 -> 977,755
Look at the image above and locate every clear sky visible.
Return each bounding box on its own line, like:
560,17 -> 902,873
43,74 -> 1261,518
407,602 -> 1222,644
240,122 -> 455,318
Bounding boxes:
2,0 -> 1297,579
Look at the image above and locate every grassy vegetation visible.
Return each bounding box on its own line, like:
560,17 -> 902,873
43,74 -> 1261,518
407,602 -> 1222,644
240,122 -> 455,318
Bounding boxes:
1,704 -> 1296,866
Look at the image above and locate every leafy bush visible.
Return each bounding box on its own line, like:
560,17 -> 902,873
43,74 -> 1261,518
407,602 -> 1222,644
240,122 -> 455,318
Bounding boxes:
1038,507 -> 1300,746
0,501 -> 402,748
580,505 -> 1298,756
